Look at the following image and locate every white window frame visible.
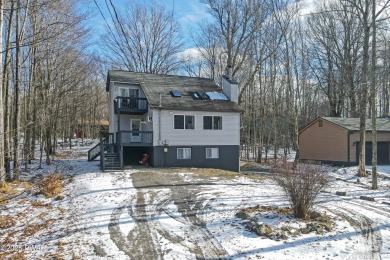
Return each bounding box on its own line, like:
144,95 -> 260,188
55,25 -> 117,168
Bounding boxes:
206,148 -> 219,159
174,115 -> 195,130
203,116 -> 222,130
177,148 -> 191,159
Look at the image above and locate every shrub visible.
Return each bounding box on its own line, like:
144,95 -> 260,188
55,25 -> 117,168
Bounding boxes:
272,163 -> 330,219
38,173 -> 63,198
0,215 -> 16,229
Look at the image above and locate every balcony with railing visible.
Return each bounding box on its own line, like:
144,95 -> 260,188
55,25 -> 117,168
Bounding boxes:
117,131 -> 153,147
114,97 -> 148,115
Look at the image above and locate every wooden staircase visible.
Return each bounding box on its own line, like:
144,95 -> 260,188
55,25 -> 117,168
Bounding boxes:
87,137 -> 123,171
103,145 -> 122,170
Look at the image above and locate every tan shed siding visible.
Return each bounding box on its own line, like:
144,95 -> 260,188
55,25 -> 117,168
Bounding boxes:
349,132 -> 390,162
299,119 -> 348,162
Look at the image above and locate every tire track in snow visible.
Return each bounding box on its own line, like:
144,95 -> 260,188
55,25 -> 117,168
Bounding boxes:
321,205 -> 382,260
108,190 -> 164,260
153,197 -> 227,259
108,170 -> 228,259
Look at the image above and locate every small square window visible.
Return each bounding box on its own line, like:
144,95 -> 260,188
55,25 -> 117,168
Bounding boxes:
206,148 -> 219,159
177,148 -> 191,159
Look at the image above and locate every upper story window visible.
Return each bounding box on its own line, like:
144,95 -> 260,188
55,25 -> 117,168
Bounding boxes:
174,115 -> 195,129
203,116 -> 222,130
318,120 -> 323,127
119,87 -> 139,98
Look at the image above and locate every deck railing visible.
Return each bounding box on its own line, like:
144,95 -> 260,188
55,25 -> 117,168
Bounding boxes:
114,97 -> 148,114
117,131 -> 153,146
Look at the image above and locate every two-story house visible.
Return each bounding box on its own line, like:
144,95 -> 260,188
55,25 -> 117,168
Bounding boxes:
88,70 -> 241,172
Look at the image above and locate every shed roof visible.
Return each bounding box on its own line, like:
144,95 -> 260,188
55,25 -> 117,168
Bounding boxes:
107,70 -> 241,112
321,117 -> 390,131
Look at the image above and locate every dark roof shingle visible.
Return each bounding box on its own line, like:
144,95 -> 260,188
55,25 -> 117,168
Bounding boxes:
107,70 -> 241,112
322,117 -> 390,131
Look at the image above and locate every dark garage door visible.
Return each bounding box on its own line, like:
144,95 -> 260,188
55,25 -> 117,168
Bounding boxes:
356,142 -> 390,165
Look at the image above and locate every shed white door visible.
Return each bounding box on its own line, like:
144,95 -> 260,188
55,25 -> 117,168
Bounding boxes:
130,119 -> 141,142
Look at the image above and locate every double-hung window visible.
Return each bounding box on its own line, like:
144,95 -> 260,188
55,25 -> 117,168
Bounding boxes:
174,115 -> 195,129
177,148 -> 191,159
203,116 -> 222,130
206,148 -> 219,159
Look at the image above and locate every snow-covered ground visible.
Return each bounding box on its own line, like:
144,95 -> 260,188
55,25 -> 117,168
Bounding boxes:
0,142 -> 389,259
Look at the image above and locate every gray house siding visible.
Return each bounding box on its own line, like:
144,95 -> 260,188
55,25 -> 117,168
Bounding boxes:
153,109 -> 240,146
105,71 -> 241,172
152,145 -> 240,172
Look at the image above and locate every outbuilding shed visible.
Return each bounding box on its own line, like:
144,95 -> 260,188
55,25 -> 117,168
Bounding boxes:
299,117 -> 390,166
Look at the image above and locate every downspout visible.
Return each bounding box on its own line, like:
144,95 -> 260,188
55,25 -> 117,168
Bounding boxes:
158,93 -> 162,142
347,131 -> 351,164
155,93 -> 162,167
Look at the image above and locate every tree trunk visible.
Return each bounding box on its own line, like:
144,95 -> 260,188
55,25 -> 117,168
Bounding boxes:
357,0 -> 370,177
371,0 -> 378,189
13,0 -> 21,180
0,0 -> 5,184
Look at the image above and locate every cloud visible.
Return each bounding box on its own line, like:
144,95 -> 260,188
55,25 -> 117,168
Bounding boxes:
178,2 -> 212,25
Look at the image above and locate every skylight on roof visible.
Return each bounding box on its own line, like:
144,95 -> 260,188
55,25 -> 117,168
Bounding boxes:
206,92 -> 229,101
171,90 -> 181,97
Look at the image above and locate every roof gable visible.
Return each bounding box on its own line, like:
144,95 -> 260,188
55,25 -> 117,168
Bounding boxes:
300,117 -> 390,134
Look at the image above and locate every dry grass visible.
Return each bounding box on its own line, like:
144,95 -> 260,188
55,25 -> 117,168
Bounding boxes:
57,240 -> 64,252
21,181 -> 32,190
38,173 -> 63,198
8,252 -> 26,260
237,205 -> 292,218
4,234 -> 13,244
0,183 -> 18,195
30,200 -> 50,207
0,252 -> 26,260
0,215 -> 16,229
24,219 -> 56,236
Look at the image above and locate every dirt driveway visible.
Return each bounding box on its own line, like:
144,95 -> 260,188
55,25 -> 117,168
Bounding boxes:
102,168 -> 389,260
108,169 -> 241,259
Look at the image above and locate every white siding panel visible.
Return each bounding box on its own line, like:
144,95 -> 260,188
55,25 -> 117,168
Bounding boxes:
153,109 -> 240,146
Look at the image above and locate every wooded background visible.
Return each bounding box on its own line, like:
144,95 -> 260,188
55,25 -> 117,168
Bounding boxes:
0,0 -> 389,185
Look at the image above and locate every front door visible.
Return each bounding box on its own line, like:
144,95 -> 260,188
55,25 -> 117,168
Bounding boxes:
130,119 -> 142,143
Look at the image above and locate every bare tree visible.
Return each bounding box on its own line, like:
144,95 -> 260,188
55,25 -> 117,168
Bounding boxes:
99,0 -> 184,74
0,0 -> 5,184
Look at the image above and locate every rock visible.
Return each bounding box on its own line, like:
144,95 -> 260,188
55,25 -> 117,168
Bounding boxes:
276,231 -> 288,240
254,222 -> 273,236
316,228 -> 324,235
310,211 -> 322,219
335,191 -> 346,196
55,195 -> 65,200
300,227 -> 311,234
356,178 -> 360,183
322,222 -> 333,231
92,244 -> 107,257
236,210 -> 249,219
281,225 -> 291,232
359,196 -> 375,202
